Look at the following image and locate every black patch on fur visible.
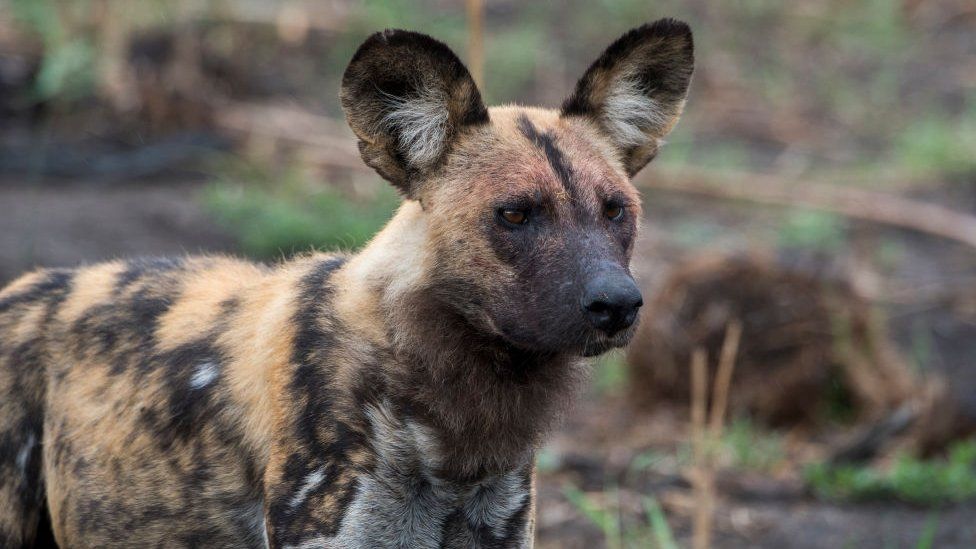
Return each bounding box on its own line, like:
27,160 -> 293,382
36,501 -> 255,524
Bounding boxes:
268,256 -> 370,546
218,296 -> 240,319
561,18 -> 693,119
561,19 -> 693,176
70,260 -> 184,375
131,296 -> 248,461
0,268 -> 73,546
499,466 -> 536,543
113,257 -> 184,295
341,29 -> 489,193
0,269 -> 73,313
130,290 -> 177,361
437,464 -> 534,547
345,30 -> 489,126
288,256 -> 348,452
348,355 -> 390,427
155,340 -> 226,444
516,114 -> 580,201
32,503 -> 57,549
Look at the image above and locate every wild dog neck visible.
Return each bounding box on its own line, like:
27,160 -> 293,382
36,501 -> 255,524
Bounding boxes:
338,202 -> 586,479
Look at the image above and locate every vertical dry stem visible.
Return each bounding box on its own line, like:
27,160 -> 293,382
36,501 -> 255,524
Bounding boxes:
709,321 -> 742,439
692,321 -> 742,549
691,349 -> 711,549
466,0 -> 485,88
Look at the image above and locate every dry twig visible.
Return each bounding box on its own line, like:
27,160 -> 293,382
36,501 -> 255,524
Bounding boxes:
641,167 -> 976,251
466,0 -> 485,88
690,349 -> 712,549
690,322 -> 743,549
709,321 -> 742,439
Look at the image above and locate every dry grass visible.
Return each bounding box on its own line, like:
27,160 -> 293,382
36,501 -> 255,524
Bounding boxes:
690,322 -> 742,549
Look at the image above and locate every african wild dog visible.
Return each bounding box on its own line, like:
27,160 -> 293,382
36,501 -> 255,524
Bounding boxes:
0,19 -> 693,548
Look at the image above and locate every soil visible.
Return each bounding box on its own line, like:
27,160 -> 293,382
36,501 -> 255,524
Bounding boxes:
537,395 -> 976,548
0,177 -> 236,284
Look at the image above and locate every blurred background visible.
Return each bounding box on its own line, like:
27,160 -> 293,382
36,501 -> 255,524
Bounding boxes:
1,0 -> 975,547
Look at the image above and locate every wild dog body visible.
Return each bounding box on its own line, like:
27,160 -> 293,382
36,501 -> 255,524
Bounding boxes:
0,20 -> 693,548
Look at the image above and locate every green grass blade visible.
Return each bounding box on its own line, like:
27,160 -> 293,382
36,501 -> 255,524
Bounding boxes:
643,496 -> 680,549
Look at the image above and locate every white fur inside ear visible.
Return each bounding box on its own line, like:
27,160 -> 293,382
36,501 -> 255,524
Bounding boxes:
378,84 -> 449,168
603,74 -> 670,148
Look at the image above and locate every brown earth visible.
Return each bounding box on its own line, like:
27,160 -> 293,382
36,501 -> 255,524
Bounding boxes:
0,178 -> 236,284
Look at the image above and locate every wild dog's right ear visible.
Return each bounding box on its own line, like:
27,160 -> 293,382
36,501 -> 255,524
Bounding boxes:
341,29 -> 489,196
562,19 -> 694,177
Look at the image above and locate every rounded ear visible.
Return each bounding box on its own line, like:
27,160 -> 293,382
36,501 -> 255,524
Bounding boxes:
561,19 -> 694,177
340,29 -> 489,196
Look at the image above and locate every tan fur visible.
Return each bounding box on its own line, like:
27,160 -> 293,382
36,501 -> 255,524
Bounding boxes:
55,261 -> 124,327
156,259 -> 264,351
0,272 -> 45,301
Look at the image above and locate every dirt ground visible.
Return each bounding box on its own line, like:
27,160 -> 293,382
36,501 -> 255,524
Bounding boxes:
537,395 -> 976,548
3,176 -> 974,547
0,178 -> 236,284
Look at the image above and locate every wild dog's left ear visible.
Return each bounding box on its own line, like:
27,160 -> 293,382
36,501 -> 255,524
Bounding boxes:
562,19 -> 694,177
341,29 -> 489,196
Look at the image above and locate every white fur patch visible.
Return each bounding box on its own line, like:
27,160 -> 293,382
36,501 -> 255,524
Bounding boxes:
16,433 -> 36,476
289,467 -> 327,510
378,84 -> 449,167
603,74 -> 669,148
463,471 -> 529,539
283,536 -> 327,549
277,401 -> 531,547
240,500 -> 269,549
189,361 -> 220,390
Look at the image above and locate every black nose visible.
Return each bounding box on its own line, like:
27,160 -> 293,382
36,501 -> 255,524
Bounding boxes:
581,272 -> 643,334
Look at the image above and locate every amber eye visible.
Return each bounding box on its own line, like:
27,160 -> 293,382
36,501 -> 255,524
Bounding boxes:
499,208 -> 528,226
604,203 -> 624,221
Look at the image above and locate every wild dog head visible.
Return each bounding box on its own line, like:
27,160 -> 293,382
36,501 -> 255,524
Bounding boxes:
341,20 -> 693,357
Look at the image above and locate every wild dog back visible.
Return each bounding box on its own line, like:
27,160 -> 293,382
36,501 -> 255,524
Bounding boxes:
0,256 -> 285,546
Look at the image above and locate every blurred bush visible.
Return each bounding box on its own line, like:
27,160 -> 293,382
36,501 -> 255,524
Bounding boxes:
203,159 -> 399,258
805,440 -> 976,505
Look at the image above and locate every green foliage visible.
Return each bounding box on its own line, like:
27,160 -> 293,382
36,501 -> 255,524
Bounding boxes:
34,39 -> 96,102
562,484 -> 680,549
916,514 -> 939,549
482,22 -> 547,104
828,0 -> 908,53
777,209 -> 846,252
628,449 -> 672,474
894,108 -> 976,177
656,138 -> 753,172
821,373 -> 857,424
203,161 -> 399,259
10,0 -> 97,103
722,418 -> 785,471
668,220 -> 724,249
874,238 -> 906,273
656,418 -> 785,473
644,497 -> 680,549
805,440 -> 976,505
910,318 -> 935,374
534,447 -> 561,474
592,350 -> 628,396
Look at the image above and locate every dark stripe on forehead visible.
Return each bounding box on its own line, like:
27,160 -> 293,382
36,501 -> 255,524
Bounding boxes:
516,114 -> 580,200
